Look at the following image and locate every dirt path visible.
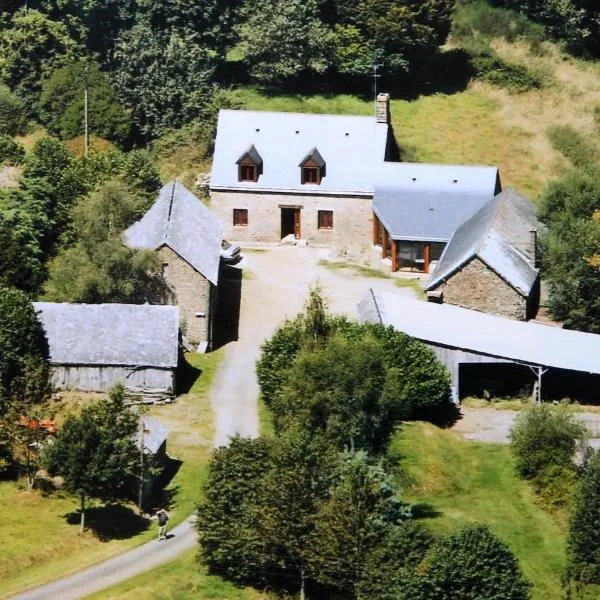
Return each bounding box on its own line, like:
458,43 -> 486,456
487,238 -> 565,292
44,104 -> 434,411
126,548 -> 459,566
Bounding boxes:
11,246 -> 416,599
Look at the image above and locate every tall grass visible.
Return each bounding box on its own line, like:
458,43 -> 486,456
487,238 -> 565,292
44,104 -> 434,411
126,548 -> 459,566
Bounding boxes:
547,124 -> 599,167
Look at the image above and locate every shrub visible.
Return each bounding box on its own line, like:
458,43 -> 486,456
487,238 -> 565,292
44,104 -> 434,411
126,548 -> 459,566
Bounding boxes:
568,451 -> 600,584
408,525 -> 532,599
0,135 -> 25,166
547,124 -> 599,168
510,405 -> 587,480
470,50 -> 543,92
0,86 -> 27,136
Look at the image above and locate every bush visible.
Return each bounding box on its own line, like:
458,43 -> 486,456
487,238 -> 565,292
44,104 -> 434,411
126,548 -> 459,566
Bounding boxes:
0,135 -> 25,166
408,524 -> 532,599
510,405 -> 587,480
547,124 -> 599,168
470,50 -> 543,92
0,86 -> 27,136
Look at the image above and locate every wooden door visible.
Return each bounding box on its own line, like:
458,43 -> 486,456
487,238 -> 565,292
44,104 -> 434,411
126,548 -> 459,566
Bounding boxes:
294,209 -> 301,238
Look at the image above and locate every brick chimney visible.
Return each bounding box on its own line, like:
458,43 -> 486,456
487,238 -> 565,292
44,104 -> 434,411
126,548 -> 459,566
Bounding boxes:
529,227 -> 538,267
376,92 -> 390,124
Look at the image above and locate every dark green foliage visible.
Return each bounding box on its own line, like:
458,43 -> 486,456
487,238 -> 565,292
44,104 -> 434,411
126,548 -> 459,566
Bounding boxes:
0,286 -> 50,414
44,385 -> 140,530
510,405 -> 587,480
309,451 -> 417,599
0,85 -> 27,135
470,51 -> 543,92
0,9 -> 80,111
39,60 -> 129,144
538,166 -> 600,332
43,181 -> 168,304
0,135 -> 25,166
408,525 -> 531,599
113,23 -> 216,139
547,124 -> 599,168
568,451 -> 600,584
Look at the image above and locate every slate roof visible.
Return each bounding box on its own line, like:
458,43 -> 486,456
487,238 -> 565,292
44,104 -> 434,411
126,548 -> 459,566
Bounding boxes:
237,145 -> 263,166
124,181 -> 222,285
33,303 -> 179,368
427,188 -> 539,295
210,109 -> 389,195
373,162 -> 500,241
358,292 -> 600,375
141,417 -> 169,454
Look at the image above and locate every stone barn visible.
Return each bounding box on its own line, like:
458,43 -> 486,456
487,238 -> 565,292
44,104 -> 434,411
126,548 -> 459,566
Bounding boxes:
33,303 -> 179,395
124,181 -> 222,349
426,188 -> 540,320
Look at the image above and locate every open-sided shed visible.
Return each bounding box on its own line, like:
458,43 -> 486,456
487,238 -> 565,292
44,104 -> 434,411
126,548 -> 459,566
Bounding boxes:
33,302 -> 179,395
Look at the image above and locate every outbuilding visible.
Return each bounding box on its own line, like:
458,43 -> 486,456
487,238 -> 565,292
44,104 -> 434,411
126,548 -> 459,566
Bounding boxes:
33,302 -> 179,396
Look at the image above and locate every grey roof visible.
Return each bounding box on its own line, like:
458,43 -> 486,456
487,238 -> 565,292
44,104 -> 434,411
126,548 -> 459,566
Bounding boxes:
299,147 -> 325,168
210,109 -> 389,195
358,292 -> 600,375
141,417 -> 168,454
427,188 -> 539,295
33,303 -> 179,368
124,181 -> 222,285
372,162 -> 500,241
237,144 -> 262,166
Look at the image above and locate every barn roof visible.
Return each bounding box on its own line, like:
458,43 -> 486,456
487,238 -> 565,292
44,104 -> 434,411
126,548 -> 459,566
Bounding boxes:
358,291 -> 600,375
210,109 -> 389,195
124,181 -> 222,285
427,188 -> 539,295
373,162 -> 500,241
33,303 -> 179,368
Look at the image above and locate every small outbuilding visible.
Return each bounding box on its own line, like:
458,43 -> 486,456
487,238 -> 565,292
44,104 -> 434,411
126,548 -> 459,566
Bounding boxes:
124,181 -> 223,349
33,302 -> 179,395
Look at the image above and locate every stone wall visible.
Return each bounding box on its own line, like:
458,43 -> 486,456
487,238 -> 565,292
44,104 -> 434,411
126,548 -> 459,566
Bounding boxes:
158,246 -> 214,345
436,257 -> 528,320
210,190 -> 373,256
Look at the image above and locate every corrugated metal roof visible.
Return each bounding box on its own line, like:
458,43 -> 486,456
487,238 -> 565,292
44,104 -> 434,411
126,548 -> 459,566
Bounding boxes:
210,109 -> 389,195
124,181 -> 222,285
358,292 -> 600,374
33,303 -> 179,368
427,188 -> 539,295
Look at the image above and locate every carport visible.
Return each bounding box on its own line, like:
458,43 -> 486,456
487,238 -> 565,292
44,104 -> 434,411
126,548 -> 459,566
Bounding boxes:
358,290 -> 600,403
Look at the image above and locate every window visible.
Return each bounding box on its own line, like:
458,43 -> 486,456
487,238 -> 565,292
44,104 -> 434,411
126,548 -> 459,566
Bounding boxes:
233,208 -> 248,226
239,164 -> 257,182
303,167 -> 321,184
318,210 -> 333,230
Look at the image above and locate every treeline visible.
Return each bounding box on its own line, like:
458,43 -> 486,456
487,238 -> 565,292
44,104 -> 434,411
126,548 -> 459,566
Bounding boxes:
0,1 -> 456,144
196,291 -> 532,599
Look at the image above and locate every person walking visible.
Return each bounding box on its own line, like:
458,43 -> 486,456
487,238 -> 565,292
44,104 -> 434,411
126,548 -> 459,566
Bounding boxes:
157,509 -> 169,541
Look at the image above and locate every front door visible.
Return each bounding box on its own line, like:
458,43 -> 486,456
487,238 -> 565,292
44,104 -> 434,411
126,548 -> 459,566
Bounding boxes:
281,208 -> 301,239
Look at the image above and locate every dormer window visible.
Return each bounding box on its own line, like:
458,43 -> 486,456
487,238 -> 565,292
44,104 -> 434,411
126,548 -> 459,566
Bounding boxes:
299,147 -> 325,185
236,145 -> 262,183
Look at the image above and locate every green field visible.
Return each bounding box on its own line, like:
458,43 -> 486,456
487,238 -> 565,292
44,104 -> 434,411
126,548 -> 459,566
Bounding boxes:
0,350 -> 222,597
391,421 -> 566,599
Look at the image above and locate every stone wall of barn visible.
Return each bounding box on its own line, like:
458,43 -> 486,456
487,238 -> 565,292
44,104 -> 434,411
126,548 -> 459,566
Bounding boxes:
210,189 -> 373,255
158,246 -> 215,346
435,257 -> 528,320
51,365 -> 175,393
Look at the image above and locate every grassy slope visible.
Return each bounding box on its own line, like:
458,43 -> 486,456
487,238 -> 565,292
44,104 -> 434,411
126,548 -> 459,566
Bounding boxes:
0,350 -> 222,597
391,422 -> 566,599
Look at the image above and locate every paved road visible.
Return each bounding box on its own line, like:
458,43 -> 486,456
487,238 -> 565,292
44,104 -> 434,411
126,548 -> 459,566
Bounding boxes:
9,246 -> 416,599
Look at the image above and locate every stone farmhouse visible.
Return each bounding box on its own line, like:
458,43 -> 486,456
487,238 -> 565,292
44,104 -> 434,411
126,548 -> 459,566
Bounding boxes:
33,303 -> 179,395
210,93 -> 540,320
125,181 -> 222,348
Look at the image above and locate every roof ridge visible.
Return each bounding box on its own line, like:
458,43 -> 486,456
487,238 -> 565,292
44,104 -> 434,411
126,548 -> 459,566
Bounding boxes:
474,192 -> 507,255
165,180 -> 177,241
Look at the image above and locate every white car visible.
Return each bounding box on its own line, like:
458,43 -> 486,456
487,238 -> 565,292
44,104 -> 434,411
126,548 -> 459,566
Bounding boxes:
221,240 -> 241,264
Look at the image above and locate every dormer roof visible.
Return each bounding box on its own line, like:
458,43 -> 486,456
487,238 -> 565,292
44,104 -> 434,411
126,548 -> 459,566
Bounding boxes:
236,144 -> 263,166
299,147 -> 325,168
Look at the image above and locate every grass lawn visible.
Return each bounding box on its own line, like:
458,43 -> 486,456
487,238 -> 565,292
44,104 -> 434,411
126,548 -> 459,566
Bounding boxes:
87,550 -> 270,600
0,350 -> 222,597
390,421 -> 566,600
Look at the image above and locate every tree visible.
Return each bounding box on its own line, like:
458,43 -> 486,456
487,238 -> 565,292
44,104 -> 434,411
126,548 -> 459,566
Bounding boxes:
0,135 -> 25,166
0,9 -> 79,110
309,451 -> 417,599
510,405 -> 587,480
538,166 -> 600,333
44,385 -> 139,532
568,450 -> 600,585
237,0 -> 330,85
0,85 -> 27,135
39,60 -> 129,144
409,525 -> 532,599
0,286 -> 50,415
113,23 -> 216,139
